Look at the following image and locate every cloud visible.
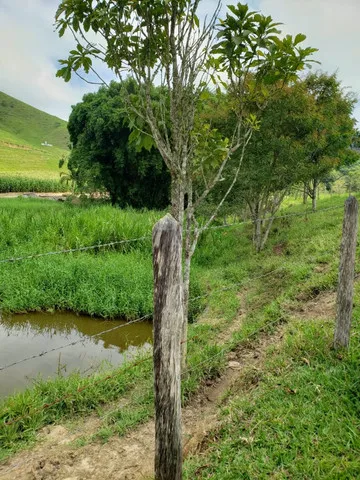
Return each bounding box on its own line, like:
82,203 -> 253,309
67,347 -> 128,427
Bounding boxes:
0,0 -> 101,120
0,0 -> 359,123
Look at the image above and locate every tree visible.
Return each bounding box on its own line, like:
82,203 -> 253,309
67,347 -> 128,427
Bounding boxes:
301,72 -> 357,211
67,81 -> 170,209
55,0 -> 317,363
207,81 -> 315,251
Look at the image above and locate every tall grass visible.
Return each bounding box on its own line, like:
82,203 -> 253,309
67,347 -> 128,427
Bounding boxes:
0,177 -> 66,193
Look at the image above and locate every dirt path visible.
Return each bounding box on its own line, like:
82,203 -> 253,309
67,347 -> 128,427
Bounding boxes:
0,192 -> 69,200
0,329 -> 282,480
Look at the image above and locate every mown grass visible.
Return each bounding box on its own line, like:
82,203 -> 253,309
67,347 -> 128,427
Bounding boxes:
0,192 -> 358,467
0,91 -> 69,149
184,317 -> 360,479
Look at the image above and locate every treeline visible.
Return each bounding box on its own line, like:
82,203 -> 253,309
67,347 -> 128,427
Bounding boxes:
65,72 -> 358,251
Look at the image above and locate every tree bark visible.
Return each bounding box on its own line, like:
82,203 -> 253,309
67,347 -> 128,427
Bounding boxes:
310,178 -> 318,212
152,214 -> 183,480
303,182 -> 308,204
334,196 -> 358,349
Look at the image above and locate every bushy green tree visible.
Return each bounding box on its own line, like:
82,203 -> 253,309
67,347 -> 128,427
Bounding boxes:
55,0 -> 317,363
301,73 -> 357,210
67,82 -> 170,208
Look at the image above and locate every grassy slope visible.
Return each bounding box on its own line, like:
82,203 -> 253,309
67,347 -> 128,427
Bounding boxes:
0,193 -> 359,473
0,91 -> 69,180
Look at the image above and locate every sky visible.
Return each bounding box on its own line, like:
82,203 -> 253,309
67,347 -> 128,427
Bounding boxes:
0,0 -> 359,122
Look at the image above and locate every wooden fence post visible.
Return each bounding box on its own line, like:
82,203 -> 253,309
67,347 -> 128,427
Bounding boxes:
153,214 -> 183,480
334,196 -> 358,349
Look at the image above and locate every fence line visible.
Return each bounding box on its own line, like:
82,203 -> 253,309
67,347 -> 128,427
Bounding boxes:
207,203 -> 345,231
0,267 -> 286,373
2,311 -> 286,430
0,314 -> 152,372
0,203 -> 345,266
0,314 -> 291,476
0,200 -> 352,429
0,235 -> 151,265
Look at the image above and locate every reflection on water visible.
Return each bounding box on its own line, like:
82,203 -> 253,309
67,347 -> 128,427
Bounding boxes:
0,312 -> 153,399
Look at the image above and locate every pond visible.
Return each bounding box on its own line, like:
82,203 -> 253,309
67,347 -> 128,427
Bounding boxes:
0,312 -> 153,399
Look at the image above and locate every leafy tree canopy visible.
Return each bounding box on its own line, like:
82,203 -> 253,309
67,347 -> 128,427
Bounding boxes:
67,81 -> 170,209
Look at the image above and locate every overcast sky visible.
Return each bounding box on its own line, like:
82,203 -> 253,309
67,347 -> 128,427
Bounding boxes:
0,0 -> 359,122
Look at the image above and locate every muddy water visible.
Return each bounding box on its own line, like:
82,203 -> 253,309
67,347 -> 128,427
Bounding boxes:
0,312 -> 153,399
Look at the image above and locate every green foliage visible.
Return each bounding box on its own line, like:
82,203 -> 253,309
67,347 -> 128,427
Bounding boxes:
211,3 -> 318,90
68,81 -> 170,208
302,72 -> 358,181
0,177 -> 66,193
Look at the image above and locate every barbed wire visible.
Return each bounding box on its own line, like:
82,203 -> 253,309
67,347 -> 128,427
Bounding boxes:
207,203 -> 345,231
0,202 -> 346,266
189,267 -> 285,303
0,266 -> 286,373
1,311 -> 285,431
0,314 -> 152,372
0,235 -> 151,265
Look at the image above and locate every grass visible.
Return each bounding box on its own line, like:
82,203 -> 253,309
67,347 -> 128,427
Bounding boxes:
0,176 -> 66,193
0,91 -> 68,149
0,191 -> 358,469
184,317 -> 360,479
0,91 -> 69,182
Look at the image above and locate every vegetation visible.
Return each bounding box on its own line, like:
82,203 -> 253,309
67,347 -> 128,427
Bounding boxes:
185,319 -> 360,479
0,92 -> 69,184
302,73 -> 358,210
67,81 -> 170,208
0,177 -> 65,193
1,193 -> 357,469
0,91 -> 68,149
56,2 -> 317,367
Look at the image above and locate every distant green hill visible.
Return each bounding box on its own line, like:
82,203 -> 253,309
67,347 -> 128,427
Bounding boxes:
0,91 -> 69,181
0,91 -> 69,149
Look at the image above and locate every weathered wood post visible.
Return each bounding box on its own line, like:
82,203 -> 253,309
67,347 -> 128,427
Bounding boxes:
334,196 -> 358,349
153,214 -> 183,480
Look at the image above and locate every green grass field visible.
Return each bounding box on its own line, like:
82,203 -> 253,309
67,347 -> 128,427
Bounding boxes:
0,192 -> 359,475
0,91 -> 69,183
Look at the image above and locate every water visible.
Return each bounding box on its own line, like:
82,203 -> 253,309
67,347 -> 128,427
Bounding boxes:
0,312 -> 153,399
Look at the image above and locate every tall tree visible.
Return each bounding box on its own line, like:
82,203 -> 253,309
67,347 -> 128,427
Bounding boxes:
302,72 -> 357,211
55,0 -> 317,362
67,81 -> 170,209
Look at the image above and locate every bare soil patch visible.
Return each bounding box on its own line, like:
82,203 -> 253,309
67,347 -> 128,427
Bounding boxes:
288,290 -> 336,321
0,142 -> 32,151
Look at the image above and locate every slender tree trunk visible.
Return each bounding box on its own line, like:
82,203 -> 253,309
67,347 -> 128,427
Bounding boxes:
171,176 -> 185,225
303,182 -> 308,204
310,178 -> 318,211
260,217 -> 275,251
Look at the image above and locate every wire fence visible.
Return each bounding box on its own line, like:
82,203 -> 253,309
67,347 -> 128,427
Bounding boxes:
0,200 -> 354,430
0,203 -> 345,265
1,310 -> 286,429
0,198 -> 356,475
0,236 -> 151,265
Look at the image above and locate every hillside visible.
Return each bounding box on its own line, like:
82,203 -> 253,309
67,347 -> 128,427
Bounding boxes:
0,92 -> 68,149
0,91 -> 69,181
